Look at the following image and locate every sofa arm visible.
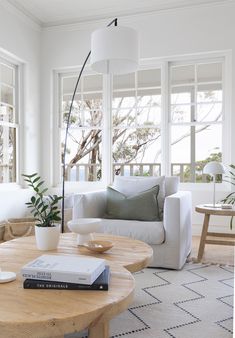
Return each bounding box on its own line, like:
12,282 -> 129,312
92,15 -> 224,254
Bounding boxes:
72,190 -> 107,219
163,191 -> 192,269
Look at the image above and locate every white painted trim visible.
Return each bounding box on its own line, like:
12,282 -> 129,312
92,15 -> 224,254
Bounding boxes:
0,51 -> 23,186
102,74 -> 113,186
52,71 -> 61,187
161,61 -> 170,176
42,0 -> 233,31
222,51 -> 232,170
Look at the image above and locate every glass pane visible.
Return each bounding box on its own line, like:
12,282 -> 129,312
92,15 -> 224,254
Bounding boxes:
1,84 -> 14,106
137,107 -> 161,125
197,103 -> 222,122
137,69 -> 161,87
171,86 -> 194,104
0,126 -> 16,183
171,125 -> 190,161
62,93 -> 80,103
61,129 -> 102,182
171,105 -> 192,123
197,84 -> 222,103
83,109 -> 103,127
171,65 -> 194,85
83,92 -> 102,101
62,99 -> 83,128
195,124 -> 222,182
62,76 -> 81,94
171,126 -> 191,182
113,73 -> 135,90
112,127 -> 161,176
137,89 -> 161,107
197,63 -> 222,82
0,104 -> 14,122
83,74 -> 102,92
112,92 -> 136,109
1,64 -> 14,86
113,108 -> 135,127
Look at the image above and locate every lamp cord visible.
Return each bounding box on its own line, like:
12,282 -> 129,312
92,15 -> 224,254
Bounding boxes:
61,18 -> 118,233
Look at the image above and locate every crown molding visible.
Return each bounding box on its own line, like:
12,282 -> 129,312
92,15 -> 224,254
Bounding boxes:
2,0 -> 233,32
42,0 -> 234,32
1,0 -> 41,31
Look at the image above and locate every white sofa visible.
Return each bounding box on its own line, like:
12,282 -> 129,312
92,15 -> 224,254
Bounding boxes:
72,176 -> 192,270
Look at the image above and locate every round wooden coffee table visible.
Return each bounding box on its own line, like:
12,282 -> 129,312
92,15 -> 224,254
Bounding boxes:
0,233 -> 152,338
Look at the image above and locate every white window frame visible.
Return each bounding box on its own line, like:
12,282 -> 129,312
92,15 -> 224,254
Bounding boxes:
0,54 -> 22,187
54,51 -> 232,192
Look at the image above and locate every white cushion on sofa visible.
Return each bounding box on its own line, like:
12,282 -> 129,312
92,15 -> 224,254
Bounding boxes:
99,218 -> 165,245
113,176 -> 165,216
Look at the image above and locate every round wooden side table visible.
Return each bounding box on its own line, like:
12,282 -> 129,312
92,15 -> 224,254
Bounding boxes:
195,205 -> 235,261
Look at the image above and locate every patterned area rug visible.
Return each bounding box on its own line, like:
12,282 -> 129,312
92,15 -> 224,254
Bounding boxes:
67,263 -> 234,338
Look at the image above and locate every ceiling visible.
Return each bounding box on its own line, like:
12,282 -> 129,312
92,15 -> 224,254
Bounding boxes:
5,0 -> 232,27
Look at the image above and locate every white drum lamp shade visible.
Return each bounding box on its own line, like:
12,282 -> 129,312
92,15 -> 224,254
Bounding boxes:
91,26 -> 139,75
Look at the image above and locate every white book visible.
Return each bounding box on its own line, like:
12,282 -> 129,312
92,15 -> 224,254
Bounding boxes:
21,254 -> 106,285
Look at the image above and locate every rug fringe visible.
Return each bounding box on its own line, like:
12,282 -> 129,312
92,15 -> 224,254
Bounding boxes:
186,257 -> 234,267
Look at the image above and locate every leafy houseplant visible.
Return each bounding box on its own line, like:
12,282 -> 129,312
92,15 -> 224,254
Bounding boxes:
221,164 -> 235,229
23,173 -> 62,227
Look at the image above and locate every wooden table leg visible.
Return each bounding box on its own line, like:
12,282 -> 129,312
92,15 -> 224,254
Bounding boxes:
88,321 -> 109,338
197,213 -> 210,261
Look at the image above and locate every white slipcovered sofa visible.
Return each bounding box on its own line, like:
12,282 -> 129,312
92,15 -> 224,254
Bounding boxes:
72,176 -> 192,270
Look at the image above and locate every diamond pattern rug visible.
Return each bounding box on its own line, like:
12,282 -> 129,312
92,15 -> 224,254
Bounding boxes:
67,263 -> 234,338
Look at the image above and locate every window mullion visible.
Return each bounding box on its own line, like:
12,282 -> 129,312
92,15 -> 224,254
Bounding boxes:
161,61 -> 170,176
102,74 -> 113,185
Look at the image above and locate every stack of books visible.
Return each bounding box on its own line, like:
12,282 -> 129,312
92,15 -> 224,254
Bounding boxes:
21,254 -> 110,290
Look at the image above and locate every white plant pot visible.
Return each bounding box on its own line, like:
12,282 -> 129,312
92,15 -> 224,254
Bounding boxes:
35,224 -> 61,251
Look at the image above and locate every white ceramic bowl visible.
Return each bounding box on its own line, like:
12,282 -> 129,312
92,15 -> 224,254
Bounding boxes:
67,218 -> 101,245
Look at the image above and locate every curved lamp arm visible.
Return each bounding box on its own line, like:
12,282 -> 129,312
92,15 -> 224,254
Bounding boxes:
61,18 -> 118,233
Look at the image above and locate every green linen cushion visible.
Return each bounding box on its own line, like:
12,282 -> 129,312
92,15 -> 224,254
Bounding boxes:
105,184 -> 161,221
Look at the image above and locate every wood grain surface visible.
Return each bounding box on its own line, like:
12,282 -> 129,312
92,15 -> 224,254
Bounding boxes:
0,233 -> 152,338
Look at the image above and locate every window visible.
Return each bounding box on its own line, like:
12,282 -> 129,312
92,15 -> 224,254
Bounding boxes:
170,61 -> 223,182
112,69 -> 161,177
0,59 -> 18,183
60,73 -> 103,181
58,55 -> 227,185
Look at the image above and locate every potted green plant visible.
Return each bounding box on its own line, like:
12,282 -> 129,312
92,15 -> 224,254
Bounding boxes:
23,173 -> 62,250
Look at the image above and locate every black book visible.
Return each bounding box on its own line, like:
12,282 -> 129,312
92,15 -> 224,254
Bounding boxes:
23,266 -> 110,291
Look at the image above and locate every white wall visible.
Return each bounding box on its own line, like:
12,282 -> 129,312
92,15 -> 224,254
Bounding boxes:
40,2 -> 235,232
0,1 -> 41,220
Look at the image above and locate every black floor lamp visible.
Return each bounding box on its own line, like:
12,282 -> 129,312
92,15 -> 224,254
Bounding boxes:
61,18 -> 139,233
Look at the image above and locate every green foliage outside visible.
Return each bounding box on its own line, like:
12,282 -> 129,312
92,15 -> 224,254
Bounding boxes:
221,164 -> 235,229
179,151 -> 222,183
